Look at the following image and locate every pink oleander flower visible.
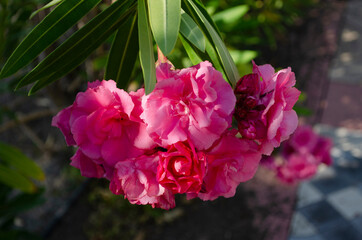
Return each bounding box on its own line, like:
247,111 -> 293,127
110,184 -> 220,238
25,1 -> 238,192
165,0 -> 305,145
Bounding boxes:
70,149 -> 105,178
234,73 -> 267,140
262,125 -> 333,184
235,62 -> 301,155
276,154 -> 318,184
283,125 -> 333,166
52,80 -> 156,177
110,153 -> 175,210
189,130 -> 262,201
141,61 -> 236,150
157,140 -> 207,194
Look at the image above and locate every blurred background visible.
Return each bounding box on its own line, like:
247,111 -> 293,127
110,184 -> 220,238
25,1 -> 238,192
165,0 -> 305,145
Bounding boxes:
0,0 -> 361,239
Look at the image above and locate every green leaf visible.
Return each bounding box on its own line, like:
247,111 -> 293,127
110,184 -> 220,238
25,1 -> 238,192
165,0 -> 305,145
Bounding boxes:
205,38 -> 227,80
105,14 -> 138,90
186,0 -> 239,87
20,0 -> 137,94
0,0 -> 101,79
294,106 -> 313,116
0,142 -> 44,181
229,50 -> 258,65
148,0 -> 181,56
213,5 -> 249,26
180,33 -> 226,79
30,0 -> 64,19
180,11 -> 205,52
138,0 -> 156,95
186,0 -> 221,36
179,34 -> 202,65
0,165 -> 35,193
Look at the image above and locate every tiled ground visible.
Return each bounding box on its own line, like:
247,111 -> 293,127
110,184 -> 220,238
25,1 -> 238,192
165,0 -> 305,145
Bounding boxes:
289,0 -> 362,238
329,0 -> 362,86
289,125 -> 362,240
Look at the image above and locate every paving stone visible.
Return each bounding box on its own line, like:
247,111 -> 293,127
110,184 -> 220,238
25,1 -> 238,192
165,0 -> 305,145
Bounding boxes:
297,182 -> 324,208
351,216 -> 362,235
311,170 -> 354,195
334,165 -> 362,183
299,200 -> 345,230
319,220 -> 362,240
289,235 -> 323,240
327,187 -> 362,220
290,212 -> 318,237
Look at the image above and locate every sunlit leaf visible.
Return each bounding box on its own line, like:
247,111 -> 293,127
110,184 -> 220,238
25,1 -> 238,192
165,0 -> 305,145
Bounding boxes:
229,49 -> 258,65
138,0 -> 156,94
188,0 -> 221,36
294,106 -> 313,116
180,11 -> 205,52
105,14 -> 138,90
213,5 -> 249,26
205,38 -> 227,80
30,0 -> 64,19
148,0 -> 181,56
179,34 -> 202,65
0,142 -> 44,181
0,0 -> 101,79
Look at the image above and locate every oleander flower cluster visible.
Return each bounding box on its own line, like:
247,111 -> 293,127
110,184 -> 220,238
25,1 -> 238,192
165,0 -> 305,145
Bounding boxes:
52,60 -> 300,209
234,61 -> 300,155
261,125 -> 333,184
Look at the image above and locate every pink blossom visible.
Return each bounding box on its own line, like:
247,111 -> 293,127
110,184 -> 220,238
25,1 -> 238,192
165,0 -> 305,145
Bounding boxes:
314,137 -> 333,165
191,130 -> 262,201
141,61 -> 236,150
234,62 -> 301,155
157,140 -> 206,194
264,125 -> 333,184
234,73 -> 267,140
276,154 -> 318,184
52,80 -> 156,174
70,149 -> 105,178
283,125 -> 333,166
109,153 -> 175,210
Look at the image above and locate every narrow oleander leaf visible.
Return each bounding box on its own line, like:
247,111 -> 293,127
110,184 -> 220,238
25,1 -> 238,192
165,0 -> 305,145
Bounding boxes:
182,1 -> 211,44
30,0 -> 64,19
105,14 -> 138,90
139,0 -> 156,95
0,0 -> 101,79
180,33 -> 226,79
182,1 -> 226,79
188,0 -> 221,36
186,0 -> 239,87
0,142 -> 44,181
180,11 -> 205,52
179,34 -> 202,65
148,0 -> 181,56
21,0 -> 137,94
205,38 -> 227,80
0,165 -> 35,193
